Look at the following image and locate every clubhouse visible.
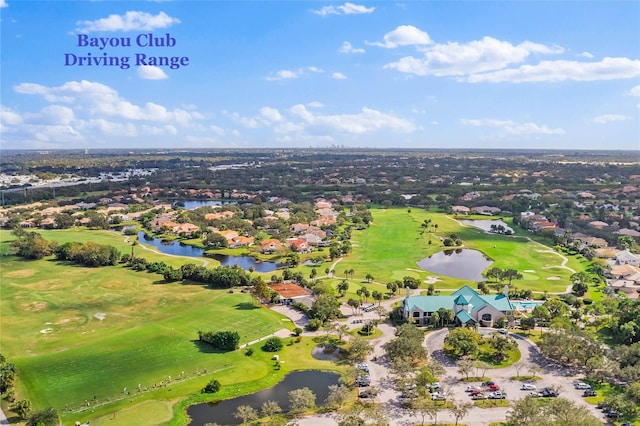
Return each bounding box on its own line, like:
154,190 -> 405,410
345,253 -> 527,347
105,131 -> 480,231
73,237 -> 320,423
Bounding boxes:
402,285 -> 515,327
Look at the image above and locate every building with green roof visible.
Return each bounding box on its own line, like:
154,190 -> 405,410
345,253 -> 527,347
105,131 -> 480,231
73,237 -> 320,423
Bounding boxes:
402,285 -> 515,327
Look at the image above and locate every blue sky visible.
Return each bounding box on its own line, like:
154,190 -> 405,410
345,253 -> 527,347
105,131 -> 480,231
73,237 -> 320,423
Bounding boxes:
1,1 -> 639,150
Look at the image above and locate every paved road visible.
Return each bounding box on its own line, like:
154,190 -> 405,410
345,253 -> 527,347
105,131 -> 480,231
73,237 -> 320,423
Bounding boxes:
0,406 -> 8,426
286,306 -> 609,426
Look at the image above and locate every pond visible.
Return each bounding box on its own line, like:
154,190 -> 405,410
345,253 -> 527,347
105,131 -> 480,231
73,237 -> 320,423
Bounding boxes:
417,249 -> 493,281
187,370 -> 340,425
459,219 -> 513,234
137,232 -> 280,272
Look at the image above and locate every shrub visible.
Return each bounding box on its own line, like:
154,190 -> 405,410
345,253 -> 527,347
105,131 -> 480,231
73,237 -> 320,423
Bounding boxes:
262,337 -> 284,352
198,330 -> 240,351
583,298 -> 593,305
245,348 -> 254,356
202,379 -> 221,394
293,327 -> 303,336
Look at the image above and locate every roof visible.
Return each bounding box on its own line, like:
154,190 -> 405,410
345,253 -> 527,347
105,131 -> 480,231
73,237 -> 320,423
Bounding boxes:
269,282 -> 312,299
456,309 -> 476,324
404,285 -> 514,314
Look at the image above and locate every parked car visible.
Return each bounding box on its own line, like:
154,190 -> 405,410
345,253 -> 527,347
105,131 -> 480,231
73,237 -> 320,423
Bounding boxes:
431,392 -> 446,401
521,383 -> 536,390
487,384 -> 500,391
471,393 -> 486,400
488,391 -> 506,399
465,385 -> 482,393
540,388 -> 559,397
498,328 -> 508,334
582,389 -> 597,397
470,389 -> 484,396
359,389 -> 377,398
574,382 -> 591,390
429,382 -> 441,391
357,363 -> 369,372
528,391 -> 541,398
482,380 -> 495,387
356,375 -> 371,387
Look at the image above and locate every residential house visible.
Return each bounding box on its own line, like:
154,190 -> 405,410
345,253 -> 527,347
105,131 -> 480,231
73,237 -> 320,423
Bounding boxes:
452,206 -> 470,214
288,238 -> 312,253
473,206 -> 502,216
616,250 -> 640,267
402,285 -> 514,327
261,239 -> 282,253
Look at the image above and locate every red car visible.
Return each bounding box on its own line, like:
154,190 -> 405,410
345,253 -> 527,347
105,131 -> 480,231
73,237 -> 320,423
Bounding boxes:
488,384 -> 500,391
470,389 -> 483,396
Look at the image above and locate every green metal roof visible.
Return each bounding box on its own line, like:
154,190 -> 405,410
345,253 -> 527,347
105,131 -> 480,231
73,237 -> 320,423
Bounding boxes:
456,309 -> 476,324
404,284 -> 514,314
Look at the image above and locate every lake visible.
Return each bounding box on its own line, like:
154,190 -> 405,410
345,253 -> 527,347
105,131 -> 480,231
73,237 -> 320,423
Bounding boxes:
187,370 -> 340,425
459,219 -> 513,234
417,249 -> 493,281
137,232 -> 280,272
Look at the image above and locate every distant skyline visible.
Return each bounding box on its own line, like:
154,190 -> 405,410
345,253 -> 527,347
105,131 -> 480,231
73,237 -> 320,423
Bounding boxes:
1,1 -> 639,150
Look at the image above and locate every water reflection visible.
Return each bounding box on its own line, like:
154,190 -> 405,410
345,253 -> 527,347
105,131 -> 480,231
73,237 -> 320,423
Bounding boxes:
187,371 -> 339,425
417,249 -> 493,281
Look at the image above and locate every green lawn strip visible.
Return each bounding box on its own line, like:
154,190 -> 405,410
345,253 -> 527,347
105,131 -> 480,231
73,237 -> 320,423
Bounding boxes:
88,400 -> 175,426
476,341 -> 521,367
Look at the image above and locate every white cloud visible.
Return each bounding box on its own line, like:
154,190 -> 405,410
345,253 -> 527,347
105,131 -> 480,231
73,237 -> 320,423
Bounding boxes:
0,0 -> 8,8
313,2 -> 375,16
137,65 -> 169,80
385,36 -> 563,76
260,107 -> 283,122
460,118 -> 565,135
332,72 -> 348,80
577,51 -> 594,58
467,57 -> 640,83
39,105 -> 75,125
593,114 -> 631,124
630,85 -> 640,97
209,125 -> 225,136
306,102 -> 325,108
339,41 -> 365,54
0,106 -> 22,125
307,66 -> 324,73
367,25 -> 432,48
265,69 -> 302,81
75,11 -> 180,33
13,80 -> 200,125
289,104 -> 416,134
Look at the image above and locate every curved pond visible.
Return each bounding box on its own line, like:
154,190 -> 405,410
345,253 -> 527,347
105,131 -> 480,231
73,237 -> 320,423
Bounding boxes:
460,219 -> 513,234
187,370 -> 340,425
417,249 -> 492,281
137,232 -> 280,272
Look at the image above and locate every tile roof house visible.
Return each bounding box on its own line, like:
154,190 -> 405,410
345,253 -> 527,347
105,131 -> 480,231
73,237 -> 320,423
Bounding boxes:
269,282 -> 314,307
261,238 -> 282,253
402,285 -> 514,327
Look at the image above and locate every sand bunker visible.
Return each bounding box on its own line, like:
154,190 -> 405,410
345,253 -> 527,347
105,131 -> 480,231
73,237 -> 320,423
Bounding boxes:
424,276 -> 441,284
22,301 -> 48,312
4,269 -> 36,278
40,328 -> 53,334
524,270 -> 535,273
94,313 -> 107,321
547,276 -> 561,280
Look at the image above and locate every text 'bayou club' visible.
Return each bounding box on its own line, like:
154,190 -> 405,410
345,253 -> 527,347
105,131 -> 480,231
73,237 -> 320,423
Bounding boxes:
64,33 -> 190,69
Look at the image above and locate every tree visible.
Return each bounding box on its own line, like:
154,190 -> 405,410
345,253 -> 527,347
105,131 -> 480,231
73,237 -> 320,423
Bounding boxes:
448,400 -> 473,426
202,379 -> 221,394
204,232 -> 228,248
234,405 -> 258,425
365,273 -> 374,283
347,298 -> 361,315
520,316 -> 536,334
444,328 -> 481,359
309,293 -> 341,322
288,387 -> 316,411
26,407 -> 59,426
531,304 -> 551,328
384,324 -> 427,364
457,359 -> 474,380
337,280 -> 349,296
260,400 -> 282,418
356,286 -> 370,303
347,337 -> 374,362
262,337 -> 284,352
14,399 -> 32,419
501,269 -> 523,285
371,290 -> 383,306
488,335 -> 517,361
325,384 -> 349,407
335,323 -> 350,343
386,281 -> 398,295
506,396 -> 602,426
473,360 -> 491,378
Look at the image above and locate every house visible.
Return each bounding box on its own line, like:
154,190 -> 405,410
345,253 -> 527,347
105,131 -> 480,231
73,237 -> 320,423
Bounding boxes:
261,239 -> 282,253
473,206 -> 502,216
268,282 -> 314,307
402,285 -> 514,327
288,238 -> 312,253
616,250 -> 640,267
452,206 -> 470,214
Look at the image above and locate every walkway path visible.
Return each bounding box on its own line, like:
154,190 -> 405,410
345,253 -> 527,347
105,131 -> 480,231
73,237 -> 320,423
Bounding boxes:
0,407 -> 8,426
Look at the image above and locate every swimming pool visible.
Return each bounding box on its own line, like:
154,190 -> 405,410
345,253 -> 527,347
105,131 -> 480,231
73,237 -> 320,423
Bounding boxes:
511,300 -> 544,310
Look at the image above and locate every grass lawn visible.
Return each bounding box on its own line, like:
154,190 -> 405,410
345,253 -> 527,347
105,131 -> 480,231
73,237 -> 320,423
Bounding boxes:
337,209 -> 576,293
0,250 -> 321,424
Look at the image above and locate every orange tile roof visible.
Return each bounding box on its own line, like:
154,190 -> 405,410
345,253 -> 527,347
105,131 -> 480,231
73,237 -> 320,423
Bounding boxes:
269,283 -> 312,299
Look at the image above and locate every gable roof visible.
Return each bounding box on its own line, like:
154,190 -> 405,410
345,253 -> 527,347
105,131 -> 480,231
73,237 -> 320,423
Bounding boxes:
456,309 -> 476,324
404,285 -> 514,314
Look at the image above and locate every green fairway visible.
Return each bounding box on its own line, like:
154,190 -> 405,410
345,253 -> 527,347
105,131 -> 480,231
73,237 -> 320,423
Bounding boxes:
0,250 -> 297,423
337,209 -> 575,293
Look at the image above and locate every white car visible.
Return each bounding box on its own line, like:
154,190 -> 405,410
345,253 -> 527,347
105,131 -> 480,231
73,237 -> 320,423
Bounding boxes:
465,385 -> 482,392
498,328 -> 508,334
574,382 -> 591,390
521,383 -> 537,390
431,392 -> 446,401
